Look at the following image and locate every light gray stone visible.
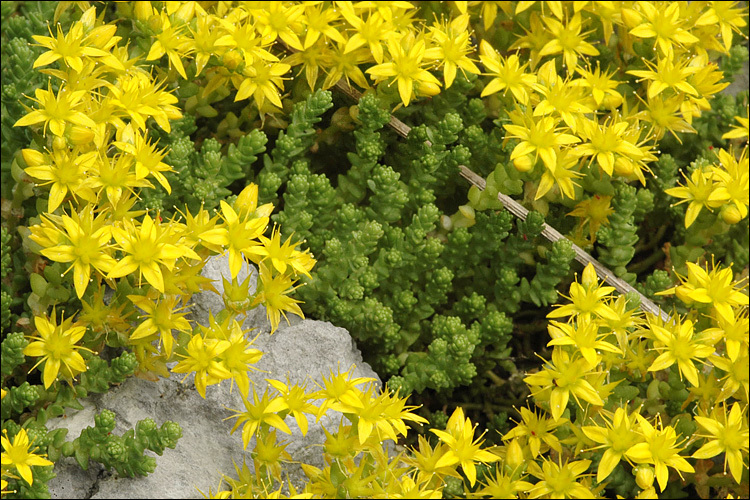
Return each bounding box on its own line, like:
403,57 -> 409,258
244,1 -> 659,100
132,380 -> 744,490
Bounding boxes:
724,59 -> 749,97
46,255 -> 381,499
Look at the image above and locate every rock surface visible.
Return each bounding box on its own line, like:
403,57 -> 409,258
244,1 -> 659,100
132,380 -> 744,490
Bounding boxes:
46,254 -> 381,499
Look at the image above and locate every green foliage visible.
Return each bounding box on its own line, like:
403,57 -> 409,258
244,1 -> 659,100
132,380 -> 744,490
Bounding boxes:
278,93 -> 576,396
257,90 -> 334,203
597,184 -> 640,284
2,2 -> 748,499
52,409 -> 182,478
77,351 -> 139,394
1,332 -> 27,377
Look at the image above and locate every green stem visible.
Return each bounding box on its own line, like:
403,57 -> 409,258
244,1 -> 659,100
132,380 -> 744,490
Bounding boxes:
628,248 -> 666,276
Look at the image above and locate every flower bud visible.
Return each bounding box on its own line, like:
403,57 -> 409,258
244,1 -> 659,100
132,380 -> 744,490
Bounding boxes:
513,154 -> 535,172
52,136 -> 67,151
614,157 -> 634,177
720,204 -> 744,225
634,465 -> 655,490
505,438 -> 525,470
621,8 -> 642,28
458,204 -> 476,221
235,183 -> 259,216
674,285 -> 694,306
22,148 -> 45,168
68,125 -> 95,145
418,80 -> 441,98
223,50 -> 242,71
134,1 -> 153,22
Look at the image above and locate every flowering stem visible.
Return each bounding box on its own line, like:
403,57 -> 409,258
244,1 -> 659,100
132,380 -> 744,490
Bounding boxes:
627,248 -> 667,275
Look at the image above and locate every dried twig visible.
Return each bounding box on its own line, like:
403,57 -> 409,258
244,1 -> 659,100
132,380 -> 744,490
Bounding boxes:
458,166 -> 672,323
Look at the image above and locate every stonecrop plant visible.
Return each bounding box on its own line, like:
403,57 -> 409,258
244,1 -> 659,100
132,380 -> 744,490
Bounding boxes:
1,1 -> 748,499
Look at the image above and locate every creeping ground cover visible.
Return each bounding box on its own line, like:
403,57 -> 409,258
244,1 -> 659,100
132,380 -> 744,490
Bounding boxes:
1,1 -> 749,498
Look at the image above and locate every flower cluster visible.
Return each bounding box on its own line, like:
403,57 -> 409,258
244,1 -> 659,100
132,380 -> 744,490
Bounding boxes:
13,6 -> 315,397
515,262 -> 749,497
2,2 -> 748,498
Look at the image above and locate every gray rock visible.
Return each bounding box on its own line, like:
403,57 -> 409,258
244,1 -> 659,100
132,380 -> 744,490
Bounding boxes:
724,58 -> 749,97
46,255 -> 381,499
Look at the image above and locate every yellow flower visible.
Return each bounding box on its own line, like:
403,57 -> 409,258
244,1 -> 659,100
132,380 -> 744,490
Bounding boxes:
504,111 -> 581,174
538,12 -> 599,72
127,294 -> 192,357
502,406 -> 565,458
32,7 -> 122,73
235,58 -> 290,110
202,201 -> 268,279
14,81 -> 96,138
1,429 -> 54,486
253,262 -> 304,333
226,386 -> 291,450
535,148 -> 584,201
172,332 -> 232,398
526,456 -> 593,499
266,377 -> 316,437
106,72 -> 182,133
283,38 -> 332,91
23,308 -> 93,388
567,195 -> 614,243
340,6 -> 391,64
111,125 -> 174,194
430,407 -> 500,486
692,402 -> 749,484
625,414 -> 694,492
711,146 -> 749,225
705,309 -> 749,362
647,316 -> 715,387
244,225 -> 298,275
547,316 -> 622,366
694,1 -> 749,52
524,348 -> 604,421
508,11 -> 551,70
582,407 -> 643,483
628,2 -> 699,58
22,146 -> 97,214
253,2 -> 305,52
209,315 -> 263,398
342,384 -> 428,445
632,93 -> 696,143
573,115 -> 646,177
712,351 -> 749,401
86,152 -> 152,207
403,434 -> 464,486
661,259 -> 749,323
468,467 -> 534,499
547,263 -> 619,322
187,14 -> 224,77
532,60 -> 592,133
310,367 -> 376,419
301,2 -> 345,50
108,213 -> 201,293
627,53 -> 700,100
321,36 -> 371,91
252,429 -> 293,484
145,12 -> 194,79
664,167 -> 730,228
367,34 -> 441,107
479,40 -> 537,104
721,108 -> 749,142
572,62 -> 623,109
35,205 -> 116,298
424,13 -> 481,88
472,1 -> 513,30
